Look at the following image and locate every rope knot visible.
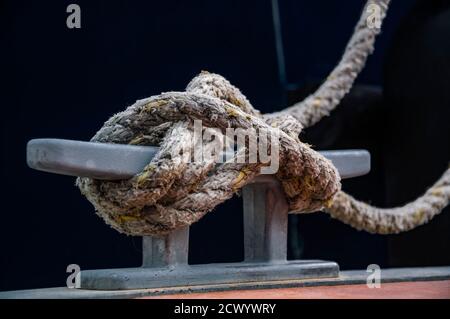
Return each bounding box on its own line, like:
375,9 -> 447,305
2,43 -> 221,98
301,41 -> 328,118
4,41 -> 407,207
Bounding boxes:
77,72 -> 341,236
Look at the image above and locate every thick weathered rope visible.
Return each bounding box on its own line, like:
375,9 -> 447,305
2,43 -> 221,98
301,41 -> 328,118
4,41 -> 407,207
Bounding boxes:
77,0 -> 450,236
267,0 -> 390,128
77,74 -> 340,236
326,170 -> 450,234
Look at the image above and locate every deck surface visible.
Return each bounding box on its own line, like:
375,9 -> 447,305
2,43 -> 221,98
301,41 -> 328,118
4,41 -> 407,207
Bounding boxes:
1,266 -> 449,299
144,280 -> 450,299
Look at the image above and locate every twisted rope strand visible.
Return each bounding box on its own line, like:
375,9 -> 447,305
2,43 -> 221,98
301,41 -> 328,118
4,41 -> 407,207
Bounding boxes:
326,168 -> 450,234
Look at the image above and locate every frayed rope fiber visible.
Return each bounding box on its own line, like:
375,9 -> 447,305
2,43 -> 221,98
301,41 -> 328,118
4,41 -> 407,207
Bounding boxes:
77,0 -> 450,236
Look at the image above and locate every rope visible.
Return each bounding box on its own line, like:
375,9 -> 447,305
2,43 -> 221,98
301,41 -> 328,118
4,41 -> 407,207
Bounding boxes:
266,0 -> 390,128
326,170 -> 450,234
77,72 -> 340,236
77,0 -> 450,236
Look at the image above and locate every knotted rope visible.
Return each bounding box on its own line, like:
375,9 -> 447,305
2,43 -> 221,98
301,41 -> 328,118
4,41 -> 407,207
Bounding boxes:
77,0 -> 450,236
77,72 -> 340,236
